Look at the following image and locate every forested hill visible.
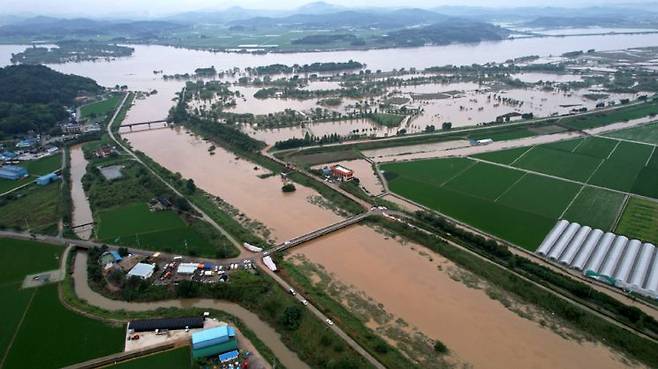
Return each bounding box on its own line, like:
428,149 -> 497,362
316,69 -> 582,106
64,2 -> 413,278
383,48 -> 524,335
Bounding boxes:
0,64 -> 100,104
382,19 -> 509,47
0,64 -> 101,137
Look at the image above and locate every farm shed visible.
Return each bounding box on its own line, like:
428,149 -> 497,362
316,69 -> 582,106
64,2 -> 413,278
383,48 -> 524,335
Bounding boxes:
559,226 -> 591,265
571,229 -> 604,271
128,317 -> 204,332
628,243 -> 656,292
0,165 -> 27,180
614,240 -> 642,286
598,236 -> 628,279
547,222 -> 581,261
177,263 -> 198,275
127,263 -> 155,280
584,232 -> 615,274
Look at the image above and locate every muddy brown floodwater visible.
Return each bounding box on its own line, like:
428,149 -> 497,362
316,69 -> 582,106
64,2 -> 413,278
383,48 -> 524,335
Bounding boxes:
123,126 -> 343,242
290,225 -> 643,369
69,144 -> 93,239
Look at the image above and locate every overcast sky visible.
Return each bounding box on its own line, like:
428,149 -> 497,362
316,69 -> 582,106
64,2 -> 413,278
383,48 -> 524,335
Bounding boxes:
0,0 -> 636,17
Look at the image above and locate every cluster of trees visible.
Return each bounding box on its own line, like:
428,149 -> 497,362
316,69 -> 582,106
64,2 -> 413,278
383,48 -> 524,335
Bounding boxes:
291,34 -> 364,46
10,41 -> 134,64
0,64 -> 100,137
274,132 -> 342,150
380,19 -> 509,47
248,60 -> 364,75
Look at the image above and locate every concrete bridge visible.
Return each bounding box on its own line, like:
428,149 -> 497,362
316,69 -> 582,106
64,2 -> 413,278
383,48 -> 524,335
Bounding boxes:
266,209 -> 379,255
121,120 -> 169,131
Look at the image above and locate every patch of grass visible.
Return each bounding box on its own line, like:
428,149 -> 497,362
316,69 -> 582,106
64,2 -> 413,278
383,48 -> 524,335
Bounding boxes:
561,100 -> 658,129
80,95 -> 121,120
384,171 -> 555,249
632,167 -> 658,199
0,239 -> 123,369
0,176 -> 32,194
562,187 -> 626,230
103,347 -> 192,369
0,183 -> 61,233
96,202 -> 228,257
370,113 -> 405,127
444,162 -> 524,200
616,197 -> 658,244
23,154 -> 62,175
513,146 -> 601,182
497,174 -> 581,219
381,158 -> 473,186
3,284 -> 124,369
540,138 -> 584,152
573,137 -> 618,159
607,141 -> 653,164
470,147 -> 530,165
604,122 -> 658,145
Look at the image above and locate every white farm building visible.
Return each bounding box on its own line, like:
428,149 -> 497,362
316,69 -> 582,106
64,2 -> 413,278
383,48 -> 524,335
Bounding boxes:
536,220 -> 658,299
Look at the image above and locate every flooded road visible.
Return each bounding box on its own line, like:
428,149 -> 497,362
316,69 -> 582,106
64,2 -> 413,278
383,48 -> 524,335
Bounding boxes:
69,144 -> 93,239
123,127 -> 343,242
290,225 -> 642,369
72,251 -> 310,369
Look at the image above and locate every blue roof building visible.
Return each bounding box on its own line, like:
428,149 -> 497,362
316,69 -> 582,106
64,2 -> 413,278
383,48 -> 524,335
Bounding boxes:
0,151 -> 17,160
192,325 -> 236,349
110,250 -> 123,262
218,350 -> 239,363
16,138 -> 36,148
35,173 -> 59,186
0,165 -> 28,180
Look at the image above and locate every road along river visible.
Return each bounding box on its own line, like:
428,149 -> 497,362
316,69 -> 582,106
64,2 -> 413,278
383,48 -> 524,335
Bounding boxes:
72,250 -> 310,369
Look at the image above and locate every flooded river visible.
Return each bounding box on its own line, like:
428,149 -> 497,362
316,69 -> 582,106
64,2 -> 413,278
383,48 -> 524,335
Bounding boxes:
69,144 -> 93,239
123,126 -> 343,242
290,225 -> 643,369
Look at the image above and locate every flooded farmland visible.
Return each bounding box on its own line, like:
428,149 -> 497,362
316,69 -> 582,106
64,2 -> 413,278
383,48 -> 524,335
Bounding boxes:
289,225 -> 643,369
69,144 -> 93,239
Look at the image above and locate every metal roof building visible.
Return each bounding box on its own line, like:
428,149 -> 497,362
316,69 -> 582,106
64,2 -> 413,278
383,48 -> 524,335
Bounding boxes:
0,165 -> 27,180
128,316 -> 204,332
571,229 -> 603,271
127,263 -> 155,279
628,243 -> 655,292
536,220 -> 658,299
177,263 -> 198,275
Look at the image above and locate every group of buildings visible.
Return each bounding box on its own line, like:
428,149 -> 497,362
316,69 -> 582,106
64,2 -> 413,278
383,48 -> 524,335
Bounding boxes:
0,140 -> 60,185
320,164 -> 354,182
99,250 -> 249,286
537,219 -> 658,299
127,316 -> 247,367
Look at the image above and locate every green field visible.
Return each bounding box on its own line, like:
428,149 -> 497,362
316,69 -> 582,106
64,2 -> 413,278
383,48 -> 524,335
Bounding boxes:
562,187 -> 626,230
471,146 -> 530,164
0,239 -> 124,369
370,113 -> 405,127
104,348 -> 192,369
468,127 -> 537,142
604,122 -> 658,145
513,146 -> 601,182
382,158 -> 558,249
383,136 -> 658,250
616,197 -> 658,244
96,202 -> 226,257
80,95 -> 121,120
0,183 -> 61,233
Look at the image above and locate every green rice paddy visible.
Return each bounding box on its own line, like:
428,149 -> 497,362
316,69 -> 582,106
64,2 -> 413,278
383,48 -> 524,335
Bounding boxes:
604,122 -> 658,145
103,347 -> 192,369
616,197 -> 658,245
382,136 -> 658,251
96,202 -> 224,256
0,239 -> 123,369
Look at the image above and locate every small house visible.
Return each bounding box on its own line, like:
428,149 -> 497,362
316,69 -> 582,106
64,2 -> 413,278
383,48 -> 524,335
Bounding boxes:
330,165 -> 354,181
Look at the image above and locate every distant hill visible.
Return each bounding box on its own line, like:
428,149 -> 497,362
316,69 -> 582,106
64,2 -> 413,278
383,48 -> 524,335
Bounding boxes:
382,19 -> 510,47
228,8 -> 451,29
0,17 -> 186,39
523,16 -> 651,29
